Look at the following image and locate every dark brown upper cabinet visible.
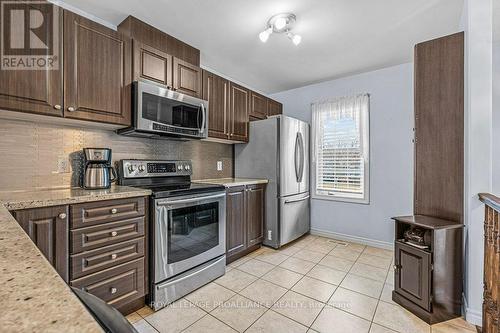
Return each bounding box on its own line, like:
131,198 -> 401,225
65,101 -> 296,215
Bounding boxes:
203,70 -> 229,140
249,92 -> 268,120
229,82 -> 250,142
0,3 -> 63,117
267,99 -> 283,116
246,184 -> 265,247
173,58 -> 202,98
133,41 -> 172,88
13,205 -> 70,282
64,11 -> 131,126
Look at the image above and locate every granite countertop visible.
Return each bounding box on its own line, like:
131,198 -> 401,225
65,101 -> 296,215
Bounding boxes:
1,185 -> 152,211
0,185 -> 153,332
195,178 -> 269,188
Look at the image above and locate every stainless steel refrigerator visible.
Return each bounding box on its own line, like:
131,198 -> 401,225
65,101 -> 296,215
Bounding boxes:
235,115 -> 310,248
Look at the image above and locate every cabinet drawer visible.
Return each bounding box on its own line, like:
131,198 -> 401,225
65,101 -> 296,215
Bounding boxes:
71,217 -> 145,254
71,237 -> 145,279
71,258 -> 145,309
71,197 -> 145,229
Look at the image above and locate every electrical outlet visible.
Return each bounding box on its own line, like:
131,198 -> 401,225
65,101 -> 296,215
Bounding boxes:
57,156 -> 70,173
217,161 -> 223,171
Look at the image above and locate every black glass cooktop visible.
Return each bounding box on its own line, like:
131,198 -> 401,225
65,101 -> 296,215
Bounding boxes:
134,182 -> 225,198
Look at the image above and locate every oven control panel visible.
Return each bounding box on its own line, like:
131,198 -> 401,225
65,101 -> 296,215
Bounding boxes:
120,160 -> 192,178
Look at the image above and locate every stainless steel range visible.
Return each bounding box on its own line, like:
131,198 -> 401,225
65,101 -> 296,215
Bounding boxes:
119,160 -> 226,310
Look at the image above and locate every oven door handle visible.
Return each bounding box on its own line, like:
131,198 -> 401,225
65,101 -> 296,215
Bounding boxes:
156,193 -> 226,206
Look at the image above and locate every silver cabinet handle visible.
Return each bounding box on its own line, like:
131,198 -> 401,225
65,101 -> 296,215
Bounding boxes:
67,106 -> 75,112
110,231 -> 118,237
111,253 -> 117,260
284,195 -> 310,204
58,213 -> 67,219
54,104 -> 61,110
110,208 -> 118,214
110,287 -> 117,294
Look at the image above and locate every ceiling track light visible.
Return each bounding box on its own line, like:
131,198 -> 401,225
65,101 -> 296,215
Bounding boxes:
259,13 -> 301,45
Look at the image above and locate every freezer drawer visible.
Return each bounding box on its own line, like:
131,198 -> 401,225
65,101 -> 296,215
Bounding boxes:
279,193 -> 310,246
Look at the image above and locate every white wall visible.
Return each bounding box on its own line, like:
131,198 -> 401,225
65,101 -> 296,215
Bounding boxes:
271,63 -> 414,247
493,41 -> 500,195
461,0 -> 493,325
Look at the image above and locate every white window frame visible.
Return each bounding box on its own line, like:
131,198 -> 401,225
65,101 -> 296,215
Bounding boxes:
311,94 -> 370,204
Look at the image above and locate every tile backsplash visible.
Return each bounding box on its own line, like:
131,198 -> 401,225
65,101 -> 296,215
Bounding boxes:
0,119 -> 233,191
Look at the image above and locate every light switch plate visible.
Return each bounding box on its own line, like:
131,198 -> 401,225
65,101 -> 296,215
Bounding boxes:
217,161 -> 223,171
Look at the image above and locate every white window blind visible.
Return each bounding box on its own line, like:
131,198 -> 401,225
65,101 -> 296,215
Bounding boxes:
312,94 -> 370,203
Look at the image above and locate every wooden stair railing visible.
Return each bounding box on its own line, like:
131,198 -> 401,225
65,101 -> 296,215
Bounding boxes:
479,193 -> 500,333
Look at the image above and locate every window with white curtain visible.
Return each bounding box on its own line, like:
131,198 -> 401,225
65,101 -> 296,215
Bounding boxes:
311,94 -> 370,203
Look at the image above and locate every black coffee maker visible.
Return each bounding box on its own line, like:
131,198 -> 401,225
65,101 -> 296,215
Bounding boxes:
82,148 -> 117,189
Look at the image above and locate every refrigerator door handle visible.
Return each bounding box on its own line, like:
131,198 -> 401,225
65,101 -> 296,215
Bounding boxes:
294,133 -> 300,182
298,132 -> 304,183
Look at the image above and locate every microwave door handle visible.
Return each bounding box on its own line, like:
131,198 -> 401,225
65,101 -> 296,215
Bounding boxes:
199,103 -> 206,134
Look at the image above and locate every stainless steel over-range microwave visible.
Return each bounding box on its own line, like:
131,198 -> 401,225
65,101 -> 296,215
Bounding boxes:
118,81 -> 209,139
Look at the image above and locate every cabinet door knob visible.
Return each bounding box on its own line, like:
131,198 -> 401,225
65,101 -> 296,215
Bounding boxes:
110,287 -> 117,294
110,231 -> 118,237
110,208 -> 118,214
111,253 -> 117,260
67,106 -> 75,112
58,213 -> 67,219
54,104 -> 61,110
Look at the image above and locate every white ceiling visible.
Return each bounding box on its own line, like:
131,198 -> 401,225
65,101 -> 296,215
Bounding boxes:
56,0 -> 464,94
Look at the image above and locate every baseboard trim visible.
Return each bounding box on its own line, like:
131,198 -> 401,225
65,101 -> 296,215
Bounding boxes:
310,228 -> 393,250
463,294 -> 482,326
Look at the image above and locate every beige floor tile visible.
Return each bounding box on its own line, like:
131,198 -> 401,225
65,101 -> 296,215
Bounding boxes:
350,262 -> 388,282
210,294 -> 267,332
146,299 -> 205,333
431,321 -> 477,333
184,282 -> 236,312
437,317 -> 477,332
277,244 -> 303,256
363,246 -> 394,259
254,251 -> 289,265
340,274 -> 384,299
369,323 -> 399,333
307,265 -> 347,285
133,319 -> 159,333
329,247 -> 362,261
137,306 -> 155,318
308,241 -> 337,254
279,257 -> 317,274
343,241 -> 367,253
261,266 -> 304,289
228,256 -> 252,268
386,268 -> 395,285
357,253 -> 393,269
380,283 -> 396,304
215,269 -> 258,292
373,301 -> 430,333
246,310 -> 308,333
291,276 -> 337,303
328,287 -> 378,321
318,255 -> 355,272
247,247 -> 276,258
183,314 -> 237,333
126,312 -> 143,324
237,259 -> 275,277
272,290 -> 325,327
293,249 -> 327,263
311,305 -> 371,333
240,279 -> 288,308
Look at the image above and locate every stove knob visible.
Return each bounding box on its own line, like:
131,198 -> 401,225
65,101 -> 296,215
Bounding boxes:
185,165 -> 190,171
138,165 -> 145,172
128,165 -> 136,172
177,165 -> 183,171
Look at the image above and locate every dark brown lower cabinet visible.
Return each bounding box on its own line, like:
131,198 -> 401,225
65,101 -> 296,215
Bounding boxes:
391,215 -> 463,324
13,205 -> 70,282
226,184 -> 266,263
